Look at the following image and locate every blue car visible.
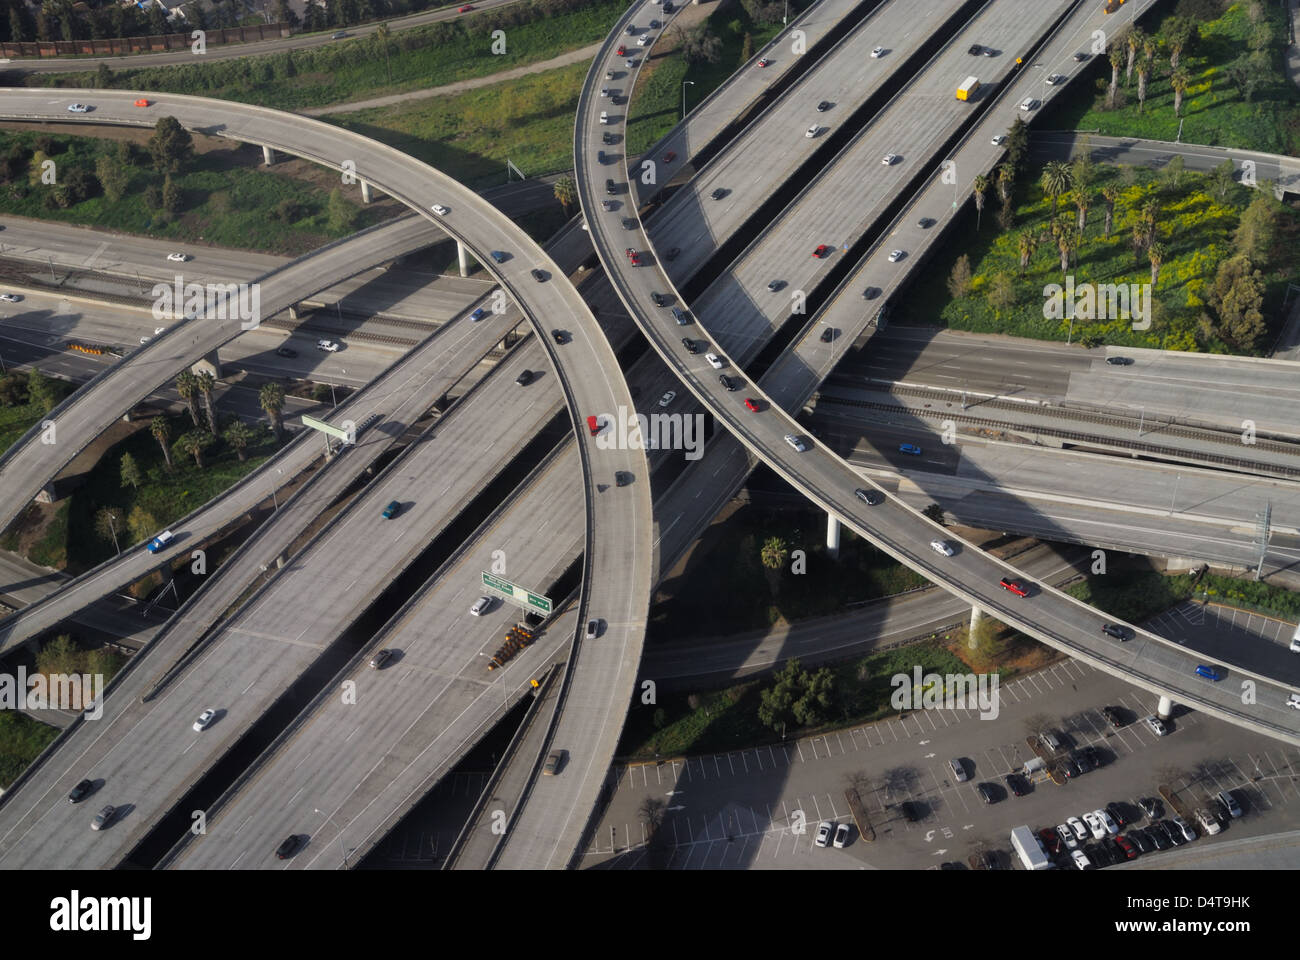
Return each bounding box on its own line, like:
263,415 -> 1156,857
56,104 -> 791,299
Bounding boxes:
1194,664 -> 1223,681
489,250 -> 507,264
899,443 -> 922,456
469,308 -> 487,322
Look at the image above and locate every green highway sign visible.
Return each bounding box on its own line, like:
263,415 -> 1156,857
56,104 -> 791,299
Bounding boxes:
481,572 -> 552,615
300,414 -> 351,443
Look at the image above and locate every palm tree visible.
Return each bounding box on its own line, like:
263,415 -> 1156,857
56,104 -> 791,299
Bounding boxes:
1101,184 -> 1119,238
972,174 -> 989,230
1164,16 -> 1192,69
996,163 -> 1013,204
1107,45 -> 1124,107
178,431 -> 213,469
1074,190 -> 1090,233
224,420 -> 257,462
1148,241 -> 1166,288
1136,57 -> 1152,113
760,536 -> 789,596
552,175 -> 577,214
194,370 -> 218,432
1055,221 -> 1078,277
259,382 -> 286,441
1125,27 -> 1145,85
1039,161 -> 1072,217
1170,68 -> 1189,117
176,370 -> 202,427
151,415 -> 173,469
1017,230 -> 1038,275
1142,199 -> 1160,249
1131,220 -> 1148,264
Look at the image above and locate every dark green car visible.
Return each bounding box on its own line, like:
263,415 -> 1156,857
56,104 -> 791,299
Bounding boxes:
382,500 -> 401,519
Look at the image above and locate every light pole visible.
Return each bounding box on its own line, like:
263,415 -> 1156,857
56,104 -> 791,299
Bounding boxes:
783,0 -> 788,24
681,80 -> 694,120
478,653 -> 509,707
314,808 -> 350,869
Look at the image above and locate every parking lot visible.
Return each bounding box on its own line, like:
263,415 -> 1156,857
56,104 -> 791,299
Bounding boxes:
585,646 -> 1300,869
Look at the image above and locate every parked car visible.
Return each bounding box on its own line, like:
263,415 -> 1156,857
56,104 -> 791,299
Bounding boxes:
1145,715 -> 1169,736
1138,797 -> 1162,819
1101,705 -> 1126,728
1005,773 -> 1027,797
814,821 -> 833,847
832,822 -> 850,848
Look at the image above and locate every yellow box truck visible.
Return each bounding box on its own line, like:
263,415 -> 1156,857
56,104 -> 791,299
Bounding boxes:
956,76 -> 980,101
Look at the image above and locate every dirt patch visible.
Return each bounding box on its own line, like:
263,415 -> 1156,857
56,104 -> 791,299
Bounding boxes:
2,502 -> 62,565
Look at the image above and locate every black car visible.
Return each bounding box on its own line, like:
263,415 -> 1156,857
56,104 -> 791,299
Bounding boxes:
854,488 -> 884,506
650,291 -> 665,307
718,374 -> 737,391
275,346 -> 297,358
602,131 -> 617,144
1093,841 -> 1117,866
976,782 -> 998,804
816,100 -> 831,112
664,247 -> 680,261
767,279 -> 785,292
1106,801 -> 1129,826
1211,801 -> 1232,828
67,779 -> 94,803
615,471 -> 632,487
1162,820 -> 1186,846
1146,824 -> 1171,850
1071,751 -> 1092,774
1129,829 -> 1154,854
820,327 -> 833,343
682,337 -> 699,354
981,850 -> 1000,870
918,217 -> 935,228
515,370 -> 534,386
1106,356 -> 1134,366
1060,757 -> 1081,779
1102,623 -> 1130,640
1004,773 -> 1027,797
275,835 -> 302,859
1081,745 -> 1102,768
550,329 -> 566,345
968,43 -> 982,55
1073,51 -> 1090,62
1138,797 -> 1162,820
1083,843 -> 1106,866
1101,705 -> 1126,728
710,188 -> 727,200
862,286 -> 880,300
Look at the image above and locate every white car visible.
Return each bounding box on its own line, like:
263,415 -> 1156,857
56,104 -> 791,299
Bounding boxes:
1071,849 -> 1092,870
1045,73 -> 1065,85
1094,808 -> 1119,835
1055,823 -> 1079,850
888,249 -> 905,262
870,46 -> 884,58
1066,816 -> 1088,842
1145,714 -> 1169,736
1082,811 -> 1107,840
67,103 -> 90,113
637,34 -> 651,46
139,336 -> 151,345
991,134 -> 1006,145
316,339 -> 340,352
1020,97 -> 1038,111
431,204 -> 449,216
192,709 -> 216,732
658,391 -> 675,407
881,153 -> 898,165
832,822 -> 850,848
814,821 -> 833,847
1196,809 -> 1221,835
469,596 -> 492,616
805,124 -> 819,138
929,540 -> 954,557
705,352 -> 723,369
599,111 -> 609,124
1287,693 -> 1300,710
154,326 -> 166,335
166,253 -> 189,262
0,293 -> 21,303
600,87 -> 610,98
784,434 -> 808,453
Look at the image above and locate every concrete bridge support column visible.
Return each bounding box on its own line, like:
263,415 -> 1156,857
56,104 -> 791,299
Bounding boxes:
360,180 -> 373,204
825,514 -> 840,559
1157,695 -> 1174,720
262,145 -> 275,166
275,553 -> 287,570
287,304 -> 300,321
969,605 -> 985,634
457,240 -> 470,278
191,350 -> 222,379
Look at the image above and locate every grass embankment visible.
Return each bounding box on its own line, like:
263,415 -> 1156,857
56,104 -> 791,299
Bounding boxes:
1056,0 -> 1300,156
0,712 -> 59,789
33,0 -> 627,112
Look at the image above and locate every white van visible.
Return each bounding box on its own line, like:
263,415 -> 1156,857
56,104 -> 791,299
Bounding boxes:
1289,622 -> 1300,653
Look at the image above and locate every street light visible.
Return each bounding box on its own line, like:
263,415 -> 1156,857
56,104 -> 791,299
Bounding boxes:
681,80 -> 695,120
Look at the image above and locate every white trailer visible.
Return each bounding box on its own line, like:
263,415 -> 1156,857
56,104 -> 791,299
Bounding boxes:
1010,825 -> 1052,870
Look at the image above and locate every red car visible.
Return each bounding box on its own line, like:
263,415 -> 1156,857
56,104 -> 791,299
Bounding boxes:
1038,827 -> 1062,856
812,244 -> 831,258
458,4 -> 473,11
757,57 -> 771,68
616,45 -> 627,56
1113,835 -> 1138,860
999,577 -> 1030,597
662,151 -> 677,163
625,247 -> 640,266
133,98 -> 151,108
744,398 -> 760,412
586,415 -> 601,436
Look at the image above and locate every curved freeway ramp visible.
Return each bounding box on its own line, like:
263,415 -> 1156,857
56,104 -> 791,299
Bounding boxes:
575,0 -> 1300,748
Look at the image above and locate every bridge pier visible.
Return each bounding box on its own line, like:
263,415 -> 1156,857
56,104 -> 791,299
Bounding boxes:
1157,695 -> 1173,720
825,514 -> 840,559
360,180 -> 373,204
457,240 -> 470,278
969,606 -> 985,645
261,145 -> 275,166
287,304 -> 300,321
191,350 -> 222,379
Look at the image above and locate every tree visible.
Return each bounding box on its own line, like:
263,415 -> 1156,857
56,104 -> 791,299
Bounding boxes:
987,272 -> 1015,311
1004,117 -> 1030,173
971,174 -> 988,231
1226,52 -> 1271,103
161,174 -> 182,215
740,31 -> 753,63
94,506 -> 125,553
259,382 -> 286,440
1124,27 -> 1144,85
150,415 -> 173,469
127,504 -> 158,544
677,23 -> 721,64
1074,190 -> 1090,233
1204,255 -> 1266,351
36,634 -> 79,680
224,420 -> 257,462
792,666 -> 834,726
1170,68 -> 1189,117
1163,16 -> 1197,70
95,62 -> 113,89
1233,192 -> 1280,265
176,370 -> 202,427
95,153 -> 128,202
1016,230 -> 1038,274
1101,185 -> 1119,238
947,255 -> 973,298
759,535 -> 789,596
326,188 -> 354,233
147,116 -> 194,174
551,175 -> 577,214
1148,241 -> 1165,288
1211,158 -> 1236,199
922,503 -> 945,525
177,430 -> 214,468
194,370 -> 218,432
1162,155 -> 1185,191
120,452 -> 142,490
1039,161 -> 1071,217
1136,56 -> 1152,113
1107,44 -> 1124,108
1053,219 -> 1078,277
995,163 -> 1013,204
1142,199 -> 1160,250
26,366 -> 60,412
